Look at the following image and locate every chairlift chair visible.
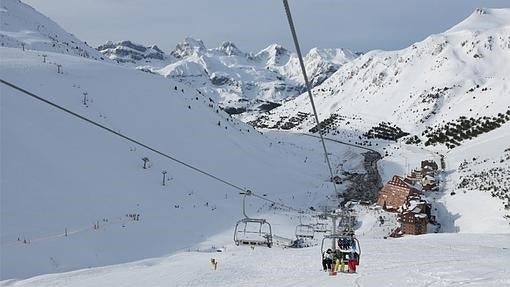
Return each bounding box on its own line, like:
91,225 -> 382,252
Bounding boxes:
338,214 -> 356,230
295,224 -> 315,239
233,191 -> 273,248
312,222 -> 328,233
320,231 -> 361,265
311,217 -> 329,233
234,217 -> 273,247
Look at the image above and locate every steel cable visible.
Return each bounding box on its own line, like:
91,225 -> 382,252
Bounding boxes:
282,0 -> 339,197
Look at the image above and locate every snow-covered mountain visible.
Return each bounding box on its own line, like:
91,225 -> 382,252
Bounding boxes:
0,0 -> 359,279
98,37 -> 355,118
253,8 -> 510,146
251,8 -> 510,220
1,44 -> 358,279
1,1 -> 509,284
97,40 -> 170,66
0,0 -> 104,60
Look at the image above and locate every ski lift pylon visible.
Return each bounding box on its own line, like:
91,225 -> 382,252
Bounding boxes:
234,190 -> 273,248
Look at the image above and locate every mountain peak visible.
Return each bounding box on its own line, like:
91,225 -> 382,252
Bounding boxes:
447,8 -> 510,34
97,40 -> 167,64
255,44 -> 290,66
217,41 -> 244,56
171,37 -> 206,59
306,47 -> 355,65
0,0 -> 104,60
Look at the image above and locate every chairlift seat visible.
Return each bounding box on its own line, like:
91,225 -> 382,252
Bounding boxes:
321,232 -> 361,265
234,217 -> 273,248
295,224 -> 315,239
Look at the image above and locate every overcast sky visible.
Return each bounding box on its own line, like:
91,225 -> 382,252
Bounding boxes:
24,0 -> 509,53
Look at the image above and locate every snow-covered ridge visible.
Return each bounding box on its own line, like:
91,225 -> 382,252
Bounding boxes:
0,0 -> 104,60
447,8 -> 510,33
97,40 -> 168,65
250,8 -> 510,222
254,7 -> 510,147
97,37 -> 356,118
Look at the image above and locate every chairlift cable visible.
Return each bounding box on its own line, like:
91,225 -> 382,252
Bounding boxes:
0,78 -> 310,214
282,0 -> 339,197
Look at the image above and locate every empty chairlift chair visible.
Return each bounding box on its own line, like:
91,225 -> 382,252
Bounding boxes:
312,222 -> 328,233
233,191 -> 273,248
295,224 -> 315,239
311,216 -> 329,233
295,216 -> 315,239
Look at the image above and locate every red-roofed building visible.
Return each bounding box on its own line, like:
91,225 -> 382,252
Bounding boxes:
399,211 -> 428,235
377,176 -> 420,210
399,195 -> 432,235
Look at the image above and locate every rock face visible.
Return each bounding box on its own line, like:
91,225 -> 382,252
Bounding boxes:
98,37 -> 356,118
343,151 -> 383,203
97,41 -> 166,64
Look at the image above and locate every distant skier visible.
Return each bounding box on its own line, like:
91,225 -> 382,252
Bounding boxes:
322,249 -> 333,271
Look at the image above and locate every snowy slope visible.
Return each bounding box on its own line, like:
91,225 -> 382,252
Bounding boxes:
99,37 -> 355,118
249,8 -> 510,228
0,0 -> 104,60
0,46 -> 364,279
2,2 -> 509,284
3,232 -> 510,287
253,8 -> 510,144
437,123 -> 510,232
0,2 -> 362,279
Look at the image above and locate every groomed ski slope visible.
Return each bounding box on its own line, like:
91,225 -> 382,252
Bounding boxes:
3,232 -> 509,287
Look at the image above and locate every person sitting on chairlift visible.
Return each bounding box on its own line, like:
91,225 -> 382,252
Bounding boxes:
338,238 -> 350,250
322,249 -> 333,271
348,251 -> 357,273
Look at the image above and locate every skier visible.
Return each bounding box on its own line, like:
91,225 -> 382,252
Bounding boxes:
322,249 -> 333,271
